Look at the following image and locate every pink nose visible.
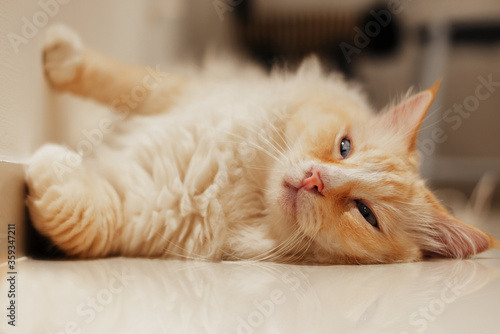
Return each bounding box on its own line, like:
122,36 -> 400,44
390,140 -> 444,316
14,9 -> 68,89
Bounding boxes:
301,168 -> 324,193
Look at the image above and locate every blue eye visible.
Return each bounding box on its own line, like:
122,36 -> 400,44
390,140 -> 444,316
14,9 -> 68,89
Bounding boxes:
340,137 -> 351,159
356,200 -> 378,229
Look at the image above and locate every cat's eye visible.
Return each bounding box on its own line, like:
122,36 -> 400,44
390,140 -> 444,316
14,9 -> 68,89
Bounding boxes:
355,200 -> 378,229
340,137 -> 351,159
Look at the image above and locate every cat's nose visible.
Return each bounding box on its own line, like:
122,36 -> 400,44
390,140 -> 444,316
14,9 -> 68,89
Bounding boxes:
301,167 -> 324,193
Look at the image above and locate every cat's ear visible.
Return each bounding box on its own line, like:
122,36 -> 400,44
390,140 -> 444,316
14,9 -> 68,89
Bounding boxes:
379,79 -> 441,151
418,207 -> 499,258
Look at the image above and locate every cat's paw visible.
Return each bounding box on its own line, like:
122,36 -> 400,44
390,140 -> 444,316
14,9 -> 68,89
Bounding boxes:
43,24 -> 84,86
26,144 -> 82,195
26,144 -> 120,258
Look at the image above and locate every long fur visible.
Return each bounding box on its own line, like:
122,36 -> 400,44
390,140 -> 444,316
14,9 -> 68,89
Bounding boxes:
25,25 -> 499,264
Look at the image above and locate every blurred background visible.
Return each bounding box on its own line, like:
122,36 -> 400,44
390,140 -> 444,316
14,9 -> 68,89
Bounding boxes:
1,0 -> 500,259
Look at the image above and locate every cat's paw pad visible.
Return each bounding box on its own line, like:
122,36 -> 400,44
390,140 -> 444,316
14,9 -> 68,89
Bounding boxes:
43,24 -> 84,85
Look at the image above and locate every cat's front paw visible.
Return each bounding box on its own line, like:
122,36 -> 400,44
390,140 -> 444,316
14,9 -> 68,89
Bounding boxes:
43,24 -> 84,86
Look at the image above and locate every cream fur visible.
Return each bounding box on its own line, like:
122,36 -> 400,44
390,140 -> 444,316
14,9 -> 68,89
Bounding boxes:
25,25 -> 499,264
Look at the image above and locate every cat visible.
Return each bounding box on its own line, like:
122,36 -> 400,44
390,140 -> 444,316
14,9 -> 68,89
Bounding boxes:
26,25 -> 500,264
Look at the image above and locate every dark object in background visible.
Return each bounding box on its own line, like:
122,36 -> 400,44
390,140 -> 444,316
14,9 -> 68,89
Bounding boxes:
359,4 -> 400,56
233,0 -> 401,76
418,21 -> 500,46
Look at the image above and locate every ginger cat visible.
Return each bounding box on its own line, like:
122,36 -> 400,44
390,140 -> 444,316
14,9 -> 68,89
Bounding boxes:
26,25 -> 500,264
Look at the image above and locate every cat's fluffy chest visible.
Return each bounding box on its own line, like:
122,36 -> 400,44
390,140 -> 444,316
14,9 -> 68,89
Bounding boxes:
100,87 -> 284,259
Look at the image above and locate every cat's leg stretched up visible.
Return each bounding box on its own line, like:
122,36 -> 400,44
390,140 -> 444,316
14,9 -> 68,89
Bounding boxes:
30,26 -> 185,257
43,24 -> 183,114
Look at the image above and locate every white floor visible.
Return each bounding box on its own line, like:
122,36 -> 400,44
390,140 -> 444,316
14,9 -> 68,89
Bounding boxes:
2,238 -> 500,334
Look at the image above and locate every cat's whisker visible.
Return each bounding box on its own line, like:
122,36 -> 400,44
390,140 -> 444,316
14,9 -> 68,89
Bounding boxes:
235,119 -> 290,159
265,117 -> 294,153
244,165 -> 277,172
201,125 -> 274,156
166,250 -> 211,262
160,237 -> 213,262
242,229 -> 303,263
215,129 -> 284,164
258,228 -> 306,263
172,259 -> 219,274
276,215 -> 321,264
220,247 -> 269,263
249,185 -> 272,194
285,233 -> 313,263
165,251 -> 209,262
239,123 -> 290,163
298,224 -> 321,262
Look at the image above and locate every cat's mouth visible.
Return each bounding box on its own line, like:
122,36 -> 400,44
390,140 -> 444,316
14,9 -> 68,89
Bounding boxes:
281,169 -> 325,217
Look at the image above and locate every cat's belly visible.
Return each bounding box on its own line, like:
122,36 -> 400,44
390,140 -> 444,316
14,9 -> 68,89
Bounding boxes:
98,110 -> 272,259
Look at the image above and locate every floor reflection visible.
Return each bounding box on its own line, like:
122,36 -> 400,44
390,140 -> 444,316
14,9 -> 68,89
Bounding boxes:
4,255 -> 500,334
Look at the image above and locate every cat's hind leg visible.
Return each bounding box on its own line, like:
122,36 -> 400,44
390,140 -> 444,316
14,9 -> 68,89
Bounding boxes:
43,24 -> 183,114
25,144 -> 123,257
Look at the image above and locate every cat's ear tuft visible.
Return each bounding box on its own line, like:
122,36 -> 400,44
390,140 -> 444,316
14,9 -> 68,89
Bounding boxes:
419,211 -> 494,259
296,55 -> 323,77
379,79 -> 441,151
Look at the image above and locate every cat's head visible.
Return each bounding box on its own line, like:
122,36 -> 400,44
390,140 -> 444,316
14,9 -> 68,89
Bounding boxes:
267,68 -> 499,264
